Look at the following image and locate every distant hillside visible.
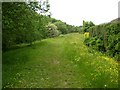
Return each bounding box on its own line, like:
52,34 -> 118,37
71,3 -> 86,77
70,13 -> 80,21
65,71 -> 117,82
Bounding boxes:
111,18 -> 120,23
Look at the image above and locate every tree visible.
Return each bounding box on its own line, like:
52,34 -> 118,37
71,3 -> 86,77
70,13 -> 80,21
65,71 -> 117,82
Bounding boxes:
82,20 -> 95,32
2,1 -> 50,50
54,21 -> 68,34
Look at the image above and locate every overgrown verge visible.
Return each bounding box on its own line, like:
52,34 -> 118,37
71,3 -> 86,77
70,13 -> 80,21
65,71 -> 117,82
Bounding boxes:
64,33 -> 118,88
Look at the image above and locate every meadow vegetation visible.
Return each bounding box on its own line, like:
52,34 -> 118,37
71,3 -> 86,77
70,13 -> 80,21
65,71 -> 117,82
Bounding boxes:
2,1 -> 119,88
3,33 -> 118,88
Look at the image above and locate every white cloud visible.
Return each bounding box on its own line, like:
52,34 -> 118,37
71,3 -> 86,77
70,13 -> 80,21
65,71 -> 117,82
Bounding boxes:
49,0 -> 119,26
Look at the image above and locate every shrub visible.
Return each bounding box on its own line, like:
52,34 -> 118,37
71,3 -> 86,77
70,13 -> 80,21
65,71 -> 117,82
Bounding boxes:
84,22 -> 120,61
46,23 -> 60,38
84,32 -> 90,39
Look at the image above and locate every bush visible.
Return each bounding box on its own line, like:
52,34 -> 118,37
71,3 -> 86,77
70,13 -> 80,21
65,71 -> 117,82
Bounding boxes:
46,23 -> 60,38
84,32 -> 89,39
84,22 -> 120,61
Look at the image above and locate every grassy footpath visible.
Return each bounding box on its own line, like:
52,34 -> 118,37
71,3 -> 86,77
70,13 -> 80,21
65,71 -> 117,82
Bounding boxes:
2,33 -> 118,88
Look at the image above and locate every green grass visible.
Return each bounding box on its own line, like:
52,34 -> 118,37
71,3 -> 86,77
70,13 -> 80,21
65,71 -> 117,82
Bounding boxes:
2,33 -> 118,88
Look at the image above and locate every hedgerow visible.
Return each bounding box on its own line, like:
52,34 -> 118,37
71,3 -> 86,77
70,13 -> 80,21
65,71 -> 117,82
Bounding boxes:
84,22 -> 120,61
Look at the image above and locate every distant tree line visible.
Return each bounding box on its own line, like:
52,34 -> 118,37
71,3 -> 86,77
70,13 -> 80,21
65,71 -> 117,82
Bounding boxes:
50,18 -> 82,34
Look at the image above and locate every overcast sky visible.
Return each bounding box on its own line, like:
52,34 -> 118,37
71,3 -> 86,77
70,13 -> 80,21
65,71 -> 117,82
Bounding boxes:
49,0 -> 119,26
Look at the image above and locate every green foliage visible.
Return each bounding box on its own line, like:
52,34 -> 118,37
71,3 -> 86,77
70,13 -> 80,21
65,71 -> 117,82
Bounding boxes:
84,32 -> 89,39
2,2 -> 82,51
84,22 -> 120,61
50,18 -> 82,34
82,20 -> 95,32
46,23 -> 60,38
2,1 -> 50,50
54,21 -> 68,34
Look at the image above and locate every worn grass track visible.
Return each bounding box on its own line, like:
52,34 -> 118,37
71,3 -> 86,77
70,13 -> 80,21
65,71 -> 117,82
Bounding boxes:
2,33 -> 118,88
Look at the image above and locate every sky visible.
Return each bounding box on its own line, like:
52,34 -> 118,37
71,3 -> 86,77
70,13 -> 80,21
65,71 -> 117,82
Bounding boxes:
49,0 -> 119,26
